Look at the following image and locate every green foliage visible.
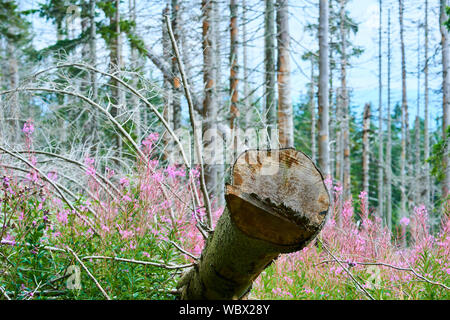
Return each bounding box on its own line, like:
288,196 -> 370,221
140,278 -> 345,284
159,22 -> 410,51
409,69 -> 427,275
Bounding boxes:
427,126 -> 449,183
0,180 -> 181,300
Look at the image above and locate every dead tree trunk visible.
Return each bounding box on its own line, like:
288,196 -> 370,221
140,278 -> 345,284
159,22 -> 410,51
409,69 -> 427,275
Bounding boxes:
424,0 -> 430,208
171,0 -> 182,131
177,149 -> 330,300
318,0 -> 331,177
440,0 -> 450,196
264,0 -> 276,148
399,0 -> 409,220
276,0 -> 294,148
363,103 -> 371,208
385,9 -> 392,231
201,0 -> 218,199
377,0 -> 384,219
386,9 -> 393,232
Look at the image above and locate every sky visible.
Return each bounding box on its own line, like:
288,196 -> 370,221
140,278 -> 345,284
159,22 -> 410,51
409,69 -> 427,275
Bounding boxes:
19,0 -> 446,131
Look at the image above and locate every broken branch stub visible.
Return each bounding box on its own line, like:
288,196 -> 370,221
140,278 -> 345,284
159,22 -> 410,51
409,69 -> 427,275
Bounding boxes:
178,149 -> 330,300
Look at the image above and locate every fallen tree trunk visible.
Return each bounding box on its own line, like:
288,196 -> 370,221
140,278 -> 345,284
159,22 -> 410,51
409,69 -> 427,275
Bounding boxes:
177,149 -> 330,300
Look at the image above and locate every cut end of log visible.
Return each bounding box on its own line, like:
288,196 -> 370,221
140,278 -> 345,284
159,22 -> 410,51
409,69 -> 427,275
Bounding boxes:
226,148 -> 330,248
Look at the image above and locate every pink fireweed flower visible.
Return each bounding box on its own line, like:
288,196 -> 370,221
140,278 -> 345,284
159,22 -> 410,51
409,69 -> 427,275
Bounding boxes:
47,171 -> 58,181
324,176 -> 333,191
358,190 -> 368,200
22,120 -> 35,136
400,217 -> 410,227
119,177 -> 130,187
1,234 -> 16,246
119,229 -> 134,240
122,194 -> 132,202
165,165 -> 185,179
86,166 -> 96,177
56,210 -> 68,225
151,172 -> 163,183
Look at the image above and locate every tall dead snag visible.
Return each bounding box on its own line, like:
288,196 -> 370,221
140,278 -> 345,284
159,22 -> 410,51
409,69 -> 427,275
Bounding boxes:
171,0 -> 182,131
318,0 -> 331,177
276,0 -> 294,148
399,0 -> 409,218
177,149 -> 330,299
440,0 -> 450,196
201,0 -> 218,199
230,0 -> 239,156
264,0 -> 276,147
362,103 -> 371,208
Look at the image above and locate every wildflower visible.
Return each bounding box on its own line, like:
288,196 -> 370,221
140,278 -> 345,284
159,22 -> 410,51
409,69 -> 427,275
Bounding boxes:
119,177 -> 130,187
151,172 -> 163,183
56,211 -> 68,225
358,190 -> 368,200
119,229 -> 134,240
165,165 -> 185,179
85,166 -> 96,177
47,171 -> 58,181
283,276 -> 293,285
399,217 -> 410,227
122,194 -> 132,202
22,120 -> 35,136
324,176 -> 333,190
1,234 -> 16,246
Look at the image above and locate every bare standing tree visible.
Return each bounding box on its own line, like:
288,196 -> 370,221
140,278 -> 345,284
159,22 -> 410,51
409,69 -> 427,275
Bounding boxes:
377,0 -> 384,218
202,0 -> 218,200
399,0 -> 409,221
424,0 -> 430,208
171,0 -> 182,131
230,0 -> 239,152
276,0 -> 293,148
339,0 -> 350,200
386,8 -> 393,231
264,0 -> 276,147
318,0 -> 331,178
440,0 -> 450,197
310,57 -> 317,163
363,103 -> 371,209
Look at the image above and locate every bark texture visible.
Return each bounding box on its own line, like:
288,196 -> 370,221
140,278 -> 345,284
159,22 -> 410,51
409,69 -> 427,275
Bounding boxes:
264,0 -> 276,147
178,149 -> 330,300
276,0 -> 294,148
318,0 -> 330,177
363,103 -> 371,208
440,0 -> 450,196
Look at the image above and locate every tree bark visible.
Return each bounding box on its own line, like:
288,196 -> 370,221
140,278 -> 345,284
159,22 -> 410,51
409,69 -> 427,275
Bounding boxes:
424,0 -> 430,208
386,9 -> 392,232
202,0 -> 218,200
310,57 -> 317,163
363,103 -> 371,208
377,0 -> 384,218
440,0 -> 450,197
399,0 -> 408,221
171,0 -> 182,131
276,0 -> 294,148
415,24 -> 421,204
230,0 -> 239,152
177,149 -> 330,299
318,0 -> 331,178
163,4 -> 173,160
339,0 -> 350,200
264,0 -> 276,148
